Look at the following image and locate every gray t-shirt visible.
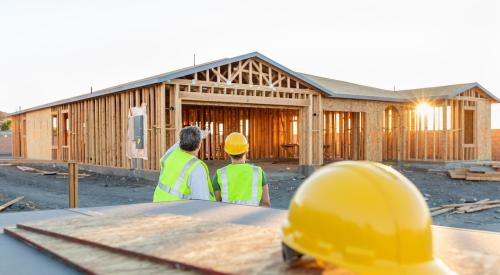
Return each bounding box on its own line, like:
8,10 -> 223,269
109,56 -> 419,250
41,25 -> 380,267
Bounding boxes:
164,143 -> 212,200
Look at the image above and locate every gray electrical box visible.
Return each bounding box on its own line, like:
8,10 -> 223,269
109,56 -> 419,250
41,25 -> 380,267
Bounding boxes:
134,115 -> 144,149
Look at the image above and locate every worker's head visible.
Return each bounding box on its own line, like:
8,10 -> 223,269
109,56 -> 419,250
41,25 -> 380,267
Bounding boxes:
224,132 -> 249,162
179,126 -> 202,153
229,152 -> 246,162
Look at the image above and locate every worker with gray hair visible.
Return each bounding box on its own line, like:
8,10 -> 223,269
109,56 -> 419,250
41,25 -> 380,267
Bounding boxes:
153,126 -> 215,202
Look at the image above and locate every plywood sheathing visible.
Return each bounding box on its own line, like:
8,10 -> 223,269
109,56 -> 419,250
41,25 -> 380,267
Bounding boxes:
382,106 -> 399,161
476,98 -> 491,160
26,108 -> 52,160
11,113 -> 27,158
322,98 -> 400,162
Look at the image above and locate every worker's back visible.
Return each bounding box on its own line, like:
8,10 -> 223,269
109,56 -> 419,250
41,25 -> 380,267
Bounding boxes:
216,163 -> 263,206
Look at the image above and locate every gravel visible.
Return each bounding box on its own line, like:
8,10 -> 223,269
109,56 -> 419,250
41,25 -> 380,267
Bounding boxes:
1,163 -> 500,232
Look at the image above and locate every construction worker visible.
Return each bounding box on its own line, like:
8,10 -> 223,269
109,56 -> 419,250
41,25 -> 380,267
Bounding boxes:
212,132 -> 271,207
281,161 -> 454,274
153,126 -> 215,202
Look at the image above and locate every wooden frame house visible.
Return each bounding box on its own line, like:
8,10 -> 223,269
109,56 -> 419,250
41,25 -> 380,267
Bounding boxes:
10,52 -> 500,172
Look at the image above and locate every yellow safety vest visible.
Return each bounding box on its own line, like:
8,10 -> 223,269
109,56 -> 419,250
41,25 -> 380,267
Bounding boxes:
153,147 -> 215,202
216,163 -> 263,206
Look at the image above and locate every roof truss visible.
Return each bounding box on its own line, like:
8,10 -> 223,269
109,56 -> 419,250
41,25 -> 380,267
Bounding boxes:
178,57 -> 314,90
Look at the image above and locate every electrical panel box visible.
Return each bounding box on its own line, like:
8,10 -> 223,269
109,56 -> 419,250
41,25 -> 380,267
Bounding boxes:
134,115 -> 144,149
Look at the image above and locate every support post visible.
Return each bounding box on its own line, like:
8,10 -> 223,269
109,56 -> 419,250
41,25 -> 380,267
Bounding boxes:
168,84 -> 182,146
443,101 -> 448,161
68,161 -> 78,208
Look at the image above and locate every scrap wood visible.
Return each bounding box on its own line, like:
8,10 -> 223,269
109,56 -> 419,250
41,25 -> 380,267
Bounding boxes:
467,166 -> 490,173
56,172 -> 90,177
17,165 -> 51,174
465,171 -> 500,181
431,207 -> 454,216
0,196 -> 24,212
448,167 -> 500,181
40,171 -> 57,175
16,165 -> 89,177
432,199 -> 500,216
456,204 -> 500,214
443,199 -> 494,208
448,168 -> 467,179
16,165 -> 37,172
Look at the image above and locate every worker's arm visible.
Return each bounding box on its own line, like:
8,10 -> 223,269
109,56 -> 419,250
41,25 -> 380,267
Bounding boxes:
260,184 -> 271,208
260,171 -> 271,207
188,164 -> 213,201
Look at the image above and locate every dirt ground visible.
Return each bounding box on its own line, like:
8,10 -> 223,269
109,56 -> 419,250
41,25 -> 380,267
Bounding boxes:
1,161 -> 499,232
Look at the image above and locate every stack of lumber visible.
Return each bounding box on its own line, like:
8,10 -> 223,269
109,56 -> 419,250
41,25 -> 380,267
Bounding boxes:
448,167 -> 500,181
16,165 -> 90,177
431,199 -> 500,216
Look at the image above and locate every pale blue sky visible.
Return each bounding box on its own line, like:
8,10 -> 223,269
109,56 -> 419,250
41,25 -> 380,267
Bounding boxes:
1,0 -> 499,127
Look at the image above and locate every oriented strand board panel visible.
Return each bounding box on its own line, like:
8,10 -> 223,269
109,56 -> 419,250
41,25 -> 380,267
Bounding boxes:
492,129 -> 500,161
322,98 -> 406,162
26,108 -> 52,160
476,99 -> 492,160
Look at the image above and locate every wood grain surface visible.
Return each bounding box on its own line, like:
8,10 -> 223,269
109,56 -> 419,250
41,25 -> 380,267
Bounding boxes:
10,212 -> 500,275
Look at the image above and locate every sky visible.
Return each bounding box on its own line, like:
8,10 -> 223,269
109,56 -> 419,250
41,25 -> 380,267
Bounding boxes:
1,0 -> 499,128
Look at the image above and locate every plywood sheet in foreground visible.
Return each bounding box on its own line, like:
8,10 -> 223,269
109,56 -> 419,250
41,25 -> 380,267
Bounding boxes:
12,214 -> 332,274
5,227 -> 192,275
11,213 -> 500,275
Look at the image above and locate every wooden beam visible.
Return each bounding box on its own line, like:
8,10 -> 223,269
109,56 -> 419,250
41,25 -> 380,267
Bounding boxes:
172,79 -> 314,94
179,91 -> 309,107
159,83 -> 167,155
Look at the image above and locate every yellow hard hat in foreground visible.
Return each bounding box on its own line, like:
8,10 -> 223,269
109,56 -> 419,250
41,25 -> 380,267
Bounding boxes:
281,161 -> 455,275
224,132 -> 249,155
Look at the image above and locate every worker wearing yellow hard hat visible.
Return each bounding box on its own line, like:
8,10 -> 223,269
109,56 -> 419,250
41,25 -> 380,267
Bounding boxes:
212,132 -> 271,207
281,161 -> 455,275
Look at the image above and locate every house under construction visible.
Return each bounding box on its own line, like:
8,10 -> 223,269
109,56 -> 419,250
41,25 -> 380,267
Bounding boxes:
9,52 -> 500,172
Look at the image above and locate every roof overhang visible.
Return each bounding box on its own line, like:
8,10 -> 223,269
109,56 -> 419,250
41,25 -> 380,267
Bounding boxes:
9,52 -> 500,115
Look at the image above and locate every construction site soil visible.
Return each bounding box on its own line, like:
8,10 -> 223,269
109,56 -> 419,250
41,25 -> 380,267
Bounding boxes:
1,162 -> 500,232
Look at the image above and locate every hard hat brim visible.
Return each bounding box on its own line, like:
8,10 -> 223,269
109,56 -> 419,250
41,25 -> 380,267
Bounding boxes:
281,225 -> 455,275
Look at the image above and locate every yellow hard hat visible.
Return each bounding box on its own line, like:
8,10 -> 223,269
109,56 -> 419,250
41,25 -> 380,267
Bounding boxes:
281,161 -> 454,275
224,132 -> 249,155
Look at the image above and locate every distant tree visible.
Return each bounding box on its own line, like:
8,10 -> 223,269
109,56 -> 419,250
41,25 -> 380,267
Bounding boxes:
0,120 -> 11,131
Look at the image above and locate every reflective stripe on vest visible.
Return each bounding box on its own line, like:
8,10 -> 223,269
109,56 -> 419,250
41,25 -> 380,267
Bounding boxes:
157,157 -> 198,200
220,165 -> 260,206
